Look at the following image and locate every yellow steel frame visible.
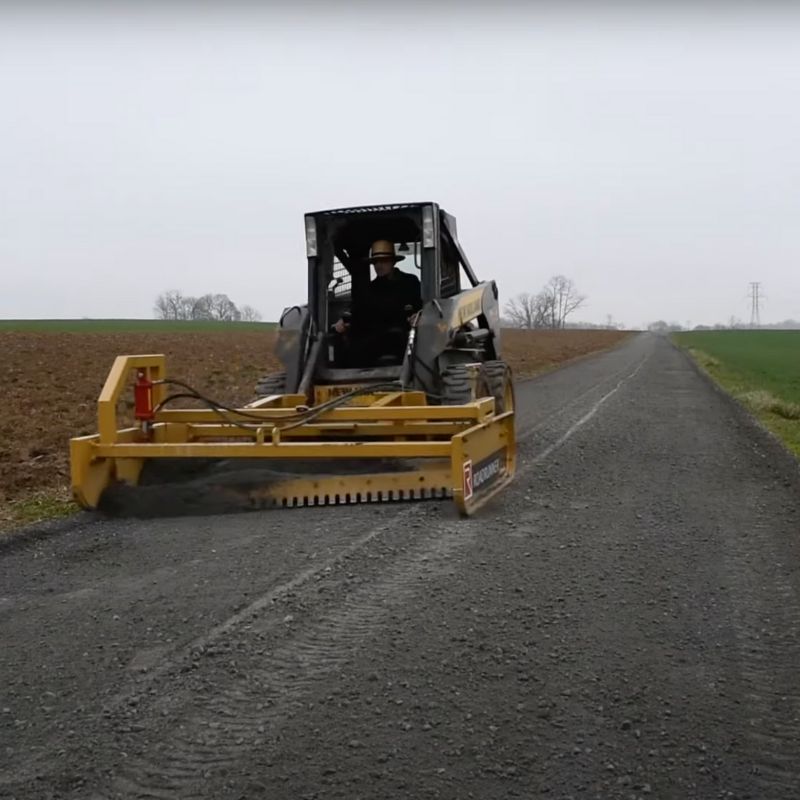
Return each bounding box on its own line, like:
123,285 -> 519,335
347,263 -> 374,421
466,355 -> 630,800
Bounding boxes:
70,355 -> 516,517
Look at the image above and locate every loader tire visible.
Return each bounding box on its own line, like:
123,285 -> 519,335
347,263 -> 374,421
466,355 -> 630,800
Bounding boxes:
440,362 -> 514,415
439,364 -> 476,406
254,371 -> 287,397
480,360 -> 515,415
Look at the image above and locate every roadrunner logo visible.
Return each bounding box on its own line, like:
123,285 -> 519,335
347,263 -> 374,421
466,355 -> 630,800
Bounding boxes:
463,450 -> 505,501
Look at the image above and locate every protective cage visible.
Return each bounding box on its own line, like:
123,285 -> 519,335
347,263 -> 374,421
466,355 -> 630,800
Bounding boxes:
69,355 -> 516,518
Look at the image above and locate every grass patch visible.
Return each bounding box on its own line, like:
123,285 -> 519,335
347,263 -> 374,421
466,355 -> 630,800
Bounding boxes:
0,319 -> 276,333
674,331 -> 800,457
1,489 -> 79,533
737,390 -> 800,421
675,330 -> 800,403
686,347 -> 720,371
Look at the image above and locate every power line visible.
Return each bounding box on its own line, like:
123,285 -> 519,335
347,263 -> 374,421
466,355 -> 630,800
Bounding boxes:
748,282 -> 762,328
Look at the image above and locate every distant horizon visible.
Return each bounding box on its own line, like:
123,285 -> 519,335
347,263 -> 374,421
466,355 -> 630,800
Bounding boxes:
3,316 -> 800,332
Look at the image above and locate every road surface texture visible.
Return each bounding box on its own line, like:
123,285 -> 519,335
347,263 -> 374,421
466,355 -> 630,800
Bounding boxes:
2,333 -> 799,800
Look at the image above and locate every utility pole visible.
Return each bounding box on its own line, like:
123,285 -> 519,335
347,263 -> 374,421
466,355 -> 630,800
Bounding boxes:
749,282 -> 762,328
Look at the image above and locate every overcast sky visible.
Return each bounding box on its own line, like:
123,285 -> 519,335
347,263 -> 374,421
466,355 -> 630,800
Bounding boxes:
1,2 -> 799,328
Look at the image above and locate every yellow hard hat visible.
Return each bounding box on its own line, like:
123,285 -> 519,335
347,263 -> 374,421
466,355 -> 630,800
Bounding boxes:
369,239 -> 404,263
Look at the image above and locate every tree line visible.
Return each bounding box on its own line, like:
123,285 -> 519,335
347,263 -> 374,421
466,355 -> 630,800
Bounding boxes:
155,277 -> 589,328
503,275 -> 586,329
154,290 -> 262,322
649,318 -> 800,332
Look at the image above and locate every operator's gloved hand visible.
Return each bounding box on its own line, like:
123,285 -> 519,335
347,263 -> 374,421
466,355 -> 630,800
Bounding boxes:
405,304 -> 420,326
333,311 -> 352,334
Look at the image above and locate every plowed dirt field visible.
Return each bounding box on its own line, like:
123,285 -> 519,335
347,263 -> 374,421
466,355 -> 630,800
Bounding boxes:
0,328 -> 629,521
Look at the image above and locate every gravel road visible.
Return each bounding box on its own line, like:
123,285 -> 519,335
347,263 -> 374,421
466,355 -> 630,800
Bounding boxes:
2,333 -> 799,800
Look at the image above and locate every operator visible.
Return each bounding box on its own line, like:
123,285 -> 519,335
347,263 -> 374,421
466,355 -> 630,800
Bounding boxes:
334,239 -> 422,363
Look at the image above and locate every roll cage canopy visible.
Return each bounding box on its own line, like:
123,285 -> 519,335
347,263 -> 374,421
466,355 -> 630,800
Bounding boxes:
303,202 -> 480,330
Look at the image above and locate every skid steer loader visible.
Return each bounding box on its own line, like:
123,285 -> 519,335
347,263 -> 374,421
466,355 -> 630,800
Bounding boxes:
70,202 -> 516,517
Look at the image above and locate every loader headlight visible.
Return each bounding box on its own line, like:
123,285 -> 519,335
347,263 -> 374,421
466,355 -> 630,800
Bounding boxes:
305,216 -> 318,257
422,205 -> 435,248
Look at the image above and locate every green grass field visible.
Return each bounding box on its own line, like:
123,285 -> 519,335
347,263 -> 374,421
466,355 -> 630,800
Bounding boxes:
673,330 -> 800,456
0,319 -> 276,332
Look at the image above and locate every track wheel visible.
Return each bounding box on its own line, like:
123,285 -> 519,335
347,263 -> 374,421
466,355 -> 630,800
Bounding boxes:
254,371 -> 287,397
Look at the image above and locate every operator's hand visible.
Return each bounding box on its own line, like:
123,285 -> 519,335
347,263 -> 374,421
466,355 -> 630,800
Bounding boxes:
333,318 -> 350,334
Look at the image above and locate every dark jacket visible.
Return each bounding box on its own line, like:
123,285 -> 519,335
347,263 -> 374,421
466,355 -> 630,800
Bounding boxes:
362,268 -> 422,332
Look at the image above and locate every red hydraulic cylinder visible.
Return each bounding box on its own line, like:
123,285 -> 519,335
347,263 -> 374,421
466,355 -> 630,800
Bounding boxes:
133,369 -> 155,423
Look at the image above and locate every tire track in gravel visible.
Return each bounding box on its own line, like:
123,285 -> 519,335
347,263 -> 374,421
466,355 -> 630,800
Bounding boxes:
515,340 -> 649,442
97,509 -> 429,717
524,354 -> 649,466
108,520 -> 483,799
721,524 -> 800,798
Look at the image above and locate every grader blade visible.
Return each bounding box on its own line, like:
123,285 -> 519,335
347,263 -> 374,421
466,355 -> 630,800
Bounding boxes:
70,355 -> 516,519
92,458 -> 451,518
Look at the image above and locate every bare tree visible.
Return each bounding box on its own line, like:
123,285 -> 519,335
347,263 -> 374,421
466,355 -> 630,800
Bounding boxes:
155,290 -> 249,321
207,293 -> 241,321
240,304 -> 262,322
187,293 -> 240,321
541,275 -> 586,329
504,292 -> 551,329
503,293 -> 535,328
504,277 -> 585,330
648,320 -> 683,332
159,292 -> 211,321
188,294 -> 214,320
178,295 -> 199,320
154,289 -> 186,320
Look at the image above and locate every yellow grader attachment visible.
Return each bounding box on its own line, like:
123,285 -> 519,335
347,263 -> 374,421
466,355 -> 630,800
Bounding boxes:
70,355 -> 516,518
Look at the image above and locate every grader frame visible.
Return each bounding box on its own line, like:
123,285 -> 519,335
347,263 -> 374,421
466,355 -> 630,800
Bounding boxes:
70,354 -> 516,517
